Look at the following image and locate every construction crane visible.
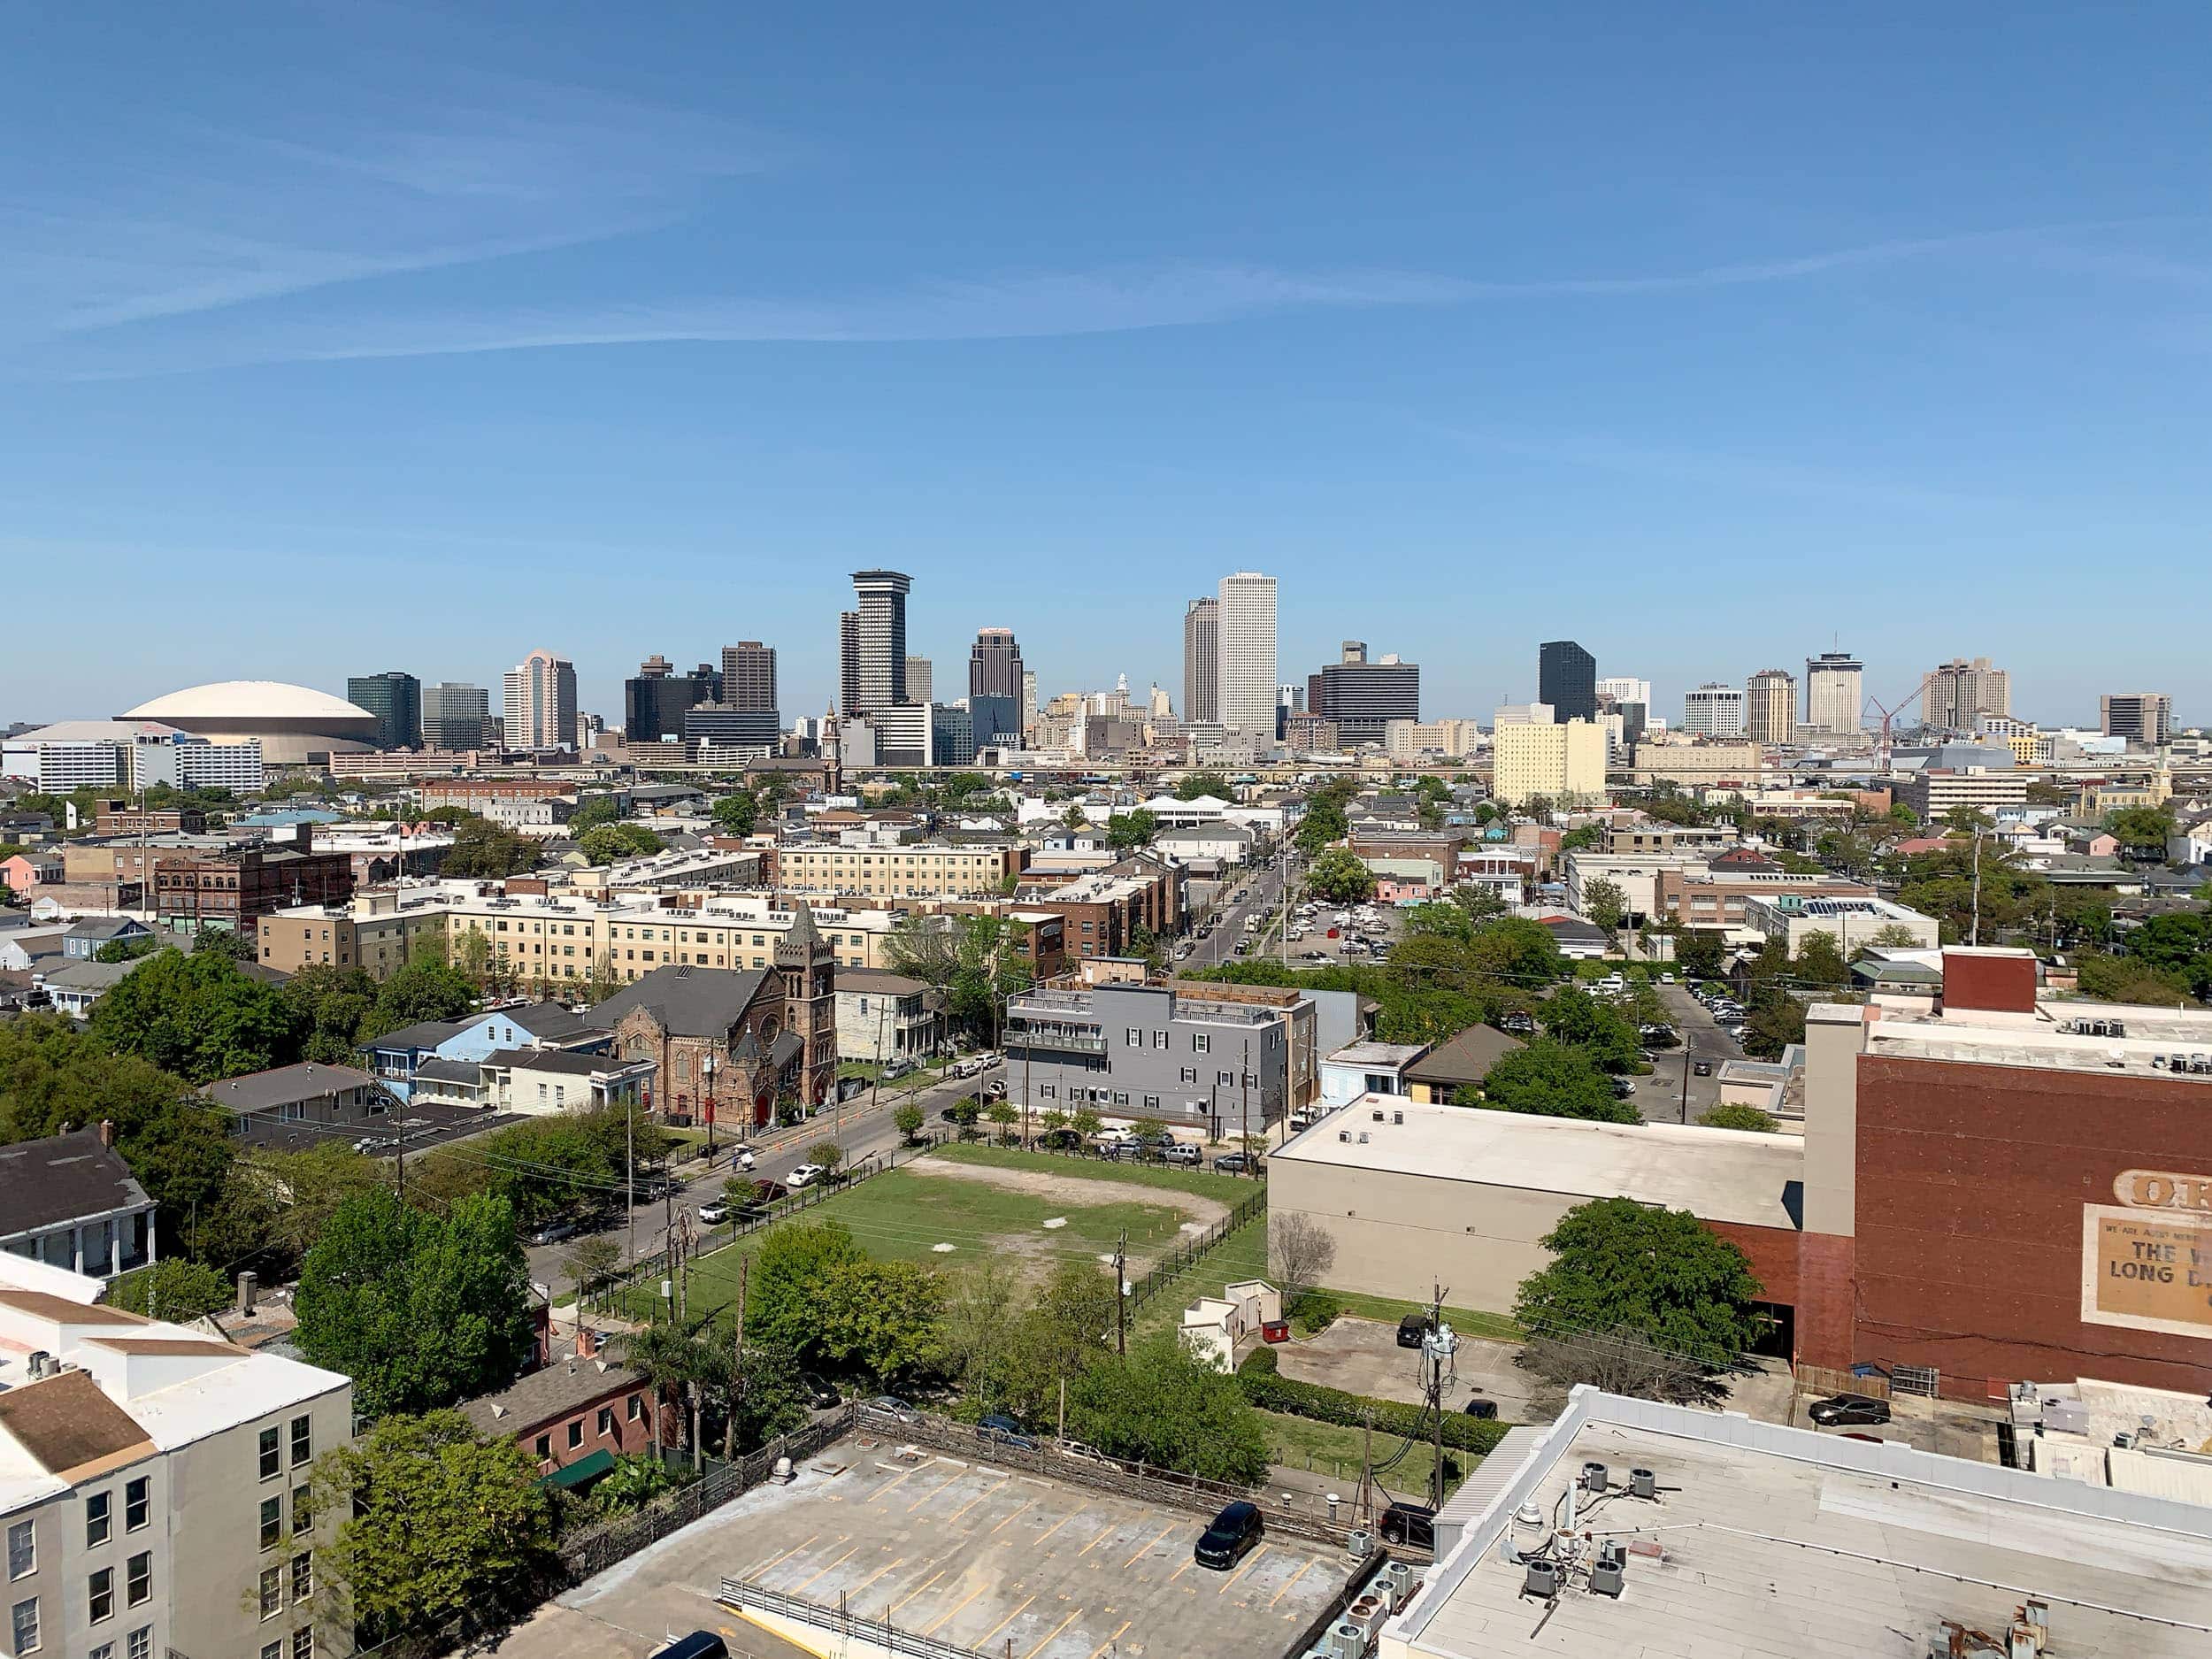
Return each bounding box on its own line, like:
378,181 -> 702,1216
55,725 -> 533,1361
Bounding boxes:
1864,672 -> 1933,775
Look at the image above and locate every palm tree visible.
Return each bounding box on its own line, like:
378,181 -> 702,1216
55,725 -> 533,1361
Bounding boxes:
619,1317 -> 720,1471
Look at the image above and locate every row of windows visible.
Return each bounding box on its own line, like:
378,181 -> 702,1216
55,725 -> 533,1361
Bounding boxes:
259,1414 -> 313,1479
7,1603 -> 150,1657
533,1394 -> 646,1459
257,1555 -> 311,1620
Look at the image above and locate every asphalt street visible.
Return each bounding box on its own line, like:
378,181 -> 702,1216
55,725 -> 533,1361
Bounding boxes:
1641,979 -> 1743,1125
1178,857 -> 1287,970
524,1059 -> 1004,1291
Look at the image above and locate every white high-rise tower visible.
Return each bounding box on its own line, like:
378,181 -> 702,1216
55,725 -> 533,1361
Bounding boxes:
1215,572 -> 1278,742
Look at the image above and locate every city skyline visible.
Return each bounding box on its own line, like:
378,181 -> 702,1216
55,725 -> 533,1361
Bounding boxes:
4,9 -> 2208,727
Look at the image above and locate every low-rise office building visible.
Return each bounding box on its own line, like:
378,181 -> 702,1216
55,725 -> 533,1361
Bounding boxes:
1741,893 -> 1940,956
1898,764 -> 2030,819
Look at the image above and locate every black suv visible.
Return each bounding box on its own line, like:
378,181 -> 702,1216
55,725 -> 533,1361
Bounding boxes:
1194,1501 -> 1263,1570
1397,1313 -> 1432,1349
1379,1502 -> 1435,1548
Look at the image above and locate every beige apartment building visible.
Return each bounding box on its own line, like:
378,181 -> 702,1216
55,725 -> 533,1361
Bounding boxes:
261,884 -> 905,994
1628,741 -> 1765,787
1491,718 -> 1607,806
767,842 -> 1025,898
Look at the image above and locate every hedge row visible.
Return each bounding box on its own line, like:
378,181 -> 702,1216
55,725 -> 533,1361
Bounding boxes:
1236,1356 -> 1514,1456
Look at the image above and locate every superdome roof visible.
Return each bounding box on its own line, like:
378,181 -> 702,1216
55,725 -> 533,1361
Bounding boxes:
120,681 -> 376,723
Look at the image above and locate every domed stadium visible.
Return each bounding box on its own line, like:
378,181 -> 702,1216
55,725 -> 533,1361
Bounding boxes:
119,681 -> 380,766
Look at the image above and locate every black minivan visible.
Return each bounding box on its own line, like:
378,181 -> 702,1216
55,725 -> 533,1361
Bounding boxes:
1194,1501 -> 1263,1570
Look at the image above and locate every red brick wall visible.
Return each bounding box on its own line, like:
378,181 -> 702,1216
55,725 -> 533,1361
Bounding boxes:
522,1381 -> 662,1471
1704,1220 -> 1800,1311
1939,951 -> 2036,1014
1793,1232 -> 1856,1370
1852,1054 -> 2212,1395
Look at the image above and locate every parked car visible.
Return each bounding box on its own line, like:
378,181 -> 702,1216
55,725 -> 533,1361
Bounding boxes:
750,1180 -> 791,1205
787,1163 -> 827,1189
649,1633 -> 729,1659
1378,1502 -> 1435,1548
1660,972 -> 1676,984
982,1079 -> 1009,1101
1807,1393 -> 1891,1427
530,1217 -> 582,1246
1054,1438 -> 1107,1463
1193,1501 -> 1264,1570
1160,1142 -> 1202,1166
1609,1077 -> 1637,1098
798,1371 -> 841,1409
861,1395 -> 917,1425
1212,1151 -> 1260,1174
1462,1396 -> 1498,1419
976,1414 -> 1039,1451
695,1200 -> 731,1225
1693,1060 -> 1714,1077
1397,1312 -> 1432,1349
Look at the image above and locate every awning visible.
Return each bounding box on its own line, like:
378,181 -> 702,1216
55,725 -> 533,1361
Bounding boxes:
540,1448 -> 617,1490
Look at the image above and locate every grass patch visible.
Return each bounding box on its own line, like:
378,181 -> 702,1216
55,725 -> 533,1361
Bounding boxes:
667,1159 -> 1219,1319
1258,1411 -> 1467,1504
1130,1210 -> 1271,1336
1320,1287 -> 1524,1345
925,1141 -> 1261,1204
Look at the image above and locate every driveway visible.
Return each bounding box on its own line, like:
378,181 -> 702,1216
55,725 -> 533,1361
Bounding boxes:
1275,1317 -> 1539,1423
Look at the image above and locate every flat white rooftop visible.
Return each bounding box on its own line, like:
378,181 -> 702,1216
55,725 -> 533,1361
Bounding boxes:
1849,1002 -> 2212,1084
1272,1095 -> 1801,1229
1389,1389 -> 2212,1659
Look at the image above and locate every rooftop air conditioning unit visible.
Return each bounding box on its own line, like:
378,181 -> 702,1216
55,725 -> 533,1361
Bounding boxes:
1392,1110 -> 1404,1125
1339,1130 -> 1351,1142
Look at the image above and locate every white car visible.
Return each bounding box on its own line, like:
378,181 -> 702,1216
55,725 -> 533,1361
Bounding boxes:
787,1164 -> 827,1189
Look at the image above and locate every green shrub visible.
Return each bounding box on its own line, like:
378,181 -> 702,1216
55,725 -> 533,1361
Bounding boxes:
1287,1288 -> 1341,1333
1236,1370 -> 1513,1455
1240,1345 -> 1279,1375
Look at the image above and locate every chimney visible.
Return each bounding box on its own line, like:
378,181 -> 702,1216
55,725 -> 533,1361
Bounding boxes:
575,1325 -> 597,1360
98,1119 -> 115,1148
236,1271 -> 257,1316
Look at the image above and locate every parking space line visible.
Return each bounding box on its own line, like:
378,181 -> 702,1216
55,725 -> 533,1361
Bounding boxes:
1075,1519 -> 1123,1557
1021,1608 -> 1082,1658
845,1555 -> 905,1601
974,1593 -> 1035,1650
788,1542 -> 860,1594
1267,1557 -> 1316,1609
1121,1523 -> 1179,1570
906,1470 -> 966,1512
988,1497 -> 1038,1534
1086,1620 -> 1133,1659
920,1579 -> 987,1635
1166,1557 -> 1194,1584
1215,1544 -> 1267,1594
885,1566 -> 945,1617
868,1463 -> 928,1502
745,1531 -> 820,1579
1029,1506 -> 1086,1549
945,1477 -> 1011,1526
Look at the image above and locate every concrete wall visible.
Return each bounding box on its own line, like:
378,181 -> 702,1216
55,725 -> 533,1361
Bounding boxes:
167,1383 -> 353,1659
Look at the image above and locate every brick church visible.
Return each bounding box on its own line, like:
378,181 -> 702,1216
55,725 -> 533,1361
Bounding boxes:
582,903 -> 837,1129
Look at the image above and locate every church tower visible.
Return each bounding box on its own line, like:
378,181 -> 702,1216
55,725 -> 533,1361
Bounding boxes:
774,902 -> 838,1105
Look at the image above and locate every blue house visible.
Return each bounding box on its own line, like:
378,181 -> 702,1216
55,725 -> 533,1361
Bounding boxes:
361,1001 -> 609,1102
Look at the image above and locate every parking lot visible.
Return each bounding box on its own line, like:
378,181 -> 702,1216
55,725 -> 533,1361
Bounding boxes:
516,1435 -> 1352,1659
1276,1316 -> 1538,1424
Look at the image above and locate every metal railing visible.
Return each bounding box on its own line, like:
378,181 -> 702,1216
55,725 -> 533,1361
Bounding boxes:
717,1580 -> 995,1659
1125,1186 -> 1268,1313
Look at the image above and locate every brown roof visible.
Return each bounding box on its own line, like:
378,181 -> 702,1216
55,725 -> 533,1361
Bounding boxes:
0,1290 -> 150,1325
0,1368 -> 153,1479
1402,1025 -> 1528,1087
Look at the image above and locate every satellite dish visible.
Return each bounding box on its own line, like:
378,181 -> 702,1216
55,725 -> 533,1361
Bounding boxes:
29,898 -> 61,922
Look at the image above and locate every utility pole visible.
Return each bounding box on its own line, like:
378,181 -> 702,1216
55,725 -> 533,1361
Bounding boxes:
1114,1232 -> 1127,1356
1970,824 -> 1985,949
1240,1036 -> 1252,1171
1358,1406 -> 1373,1525
626,1104 -> 637,1271
1429,1280 -> 1448,1512
1680,1044 -> 1692,1125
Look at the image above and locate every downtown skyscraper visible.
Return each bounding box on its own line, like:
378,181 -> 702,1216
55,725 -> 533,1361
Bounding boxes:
503,649 -> 579,750
1182,597 -> 1218,726
1215,572 -> 1276,741
839,570 -> 911,716
968,626 -> 1025,749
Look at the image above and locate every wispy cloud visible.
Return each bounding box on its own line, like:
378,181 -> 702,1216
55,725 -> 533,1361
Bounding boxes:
1433,425 -> 2005,514
6,207 -> 2184,380
0,70 -> 778,348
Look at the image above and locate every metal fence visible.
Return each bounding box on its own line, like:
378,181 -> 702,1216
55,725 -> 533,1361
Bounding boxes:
717,1580 -> 995,1659
1126,1186 -> 1269,1313
864,1406 -> 1379,1554
557,1407 -> 856,1579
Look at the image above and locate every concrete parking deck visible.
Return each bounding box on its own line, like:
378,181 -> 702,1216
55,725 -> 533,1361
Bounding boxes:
502,1434 -> 1353,1659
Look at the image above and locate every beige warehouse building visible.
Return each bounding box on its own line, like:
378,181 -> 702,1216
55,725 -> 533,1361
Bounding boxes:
1266,1096 -> 1803,1317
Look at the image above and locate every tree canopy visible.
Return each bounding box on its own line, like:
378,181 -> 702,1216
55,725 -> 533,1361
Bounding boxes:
88,948 -> 300,1083
1067,1334 -> 1270,1486
579,823 -> 665,864
1304,847 -> 1376,904
1174,772 -> 1235,802
442,816 -> 541,878
296,1187 -> 536,1417
313,1410 -> 555,1640
1513,1196 -> 1766,1366
1580,878 -> 1627,931
1477,1039 -> 1639,1123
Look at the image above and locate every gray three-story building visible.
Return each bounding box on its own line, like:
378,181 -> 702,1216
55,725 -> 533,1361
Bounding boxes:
1005,981 -> 1288,1136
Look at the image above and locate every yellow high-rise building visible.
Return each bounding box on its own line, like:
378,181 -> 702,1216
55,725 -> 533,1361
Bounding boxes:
1493,718 -> 1608,806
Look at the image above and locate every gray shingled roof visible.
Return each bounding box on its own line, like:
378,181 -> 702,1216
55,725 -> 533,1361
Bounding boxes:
0,1130 -> 152,1240
457,1353 -> 646,1437
484,1048 -> 623,1078
488,1002 -> 595,1041
363,1018 -> 467,1053
202,1063 -> 383,1115
580,964 -> 768,1037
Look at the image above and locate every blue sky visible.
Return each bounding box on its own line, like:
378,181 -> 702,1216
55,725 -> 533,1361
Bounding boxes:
4,3 -> 2208,730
